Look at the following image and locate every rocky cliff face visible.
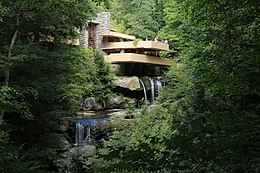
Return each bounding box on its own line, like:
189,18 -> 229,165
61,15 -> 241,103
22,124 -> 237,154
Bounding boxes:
82,95 -> 130,111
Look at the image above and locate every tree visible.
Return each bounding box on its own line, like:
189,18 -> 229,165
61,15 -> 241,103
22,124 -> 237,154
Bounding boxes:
109,0 -> 166,39
93,0 -> 259,172
162,0 -> 259,171
0,2 -> 5,21
0,43 -> 114,172
0,0 -> 116,172
0,0 -> 96,122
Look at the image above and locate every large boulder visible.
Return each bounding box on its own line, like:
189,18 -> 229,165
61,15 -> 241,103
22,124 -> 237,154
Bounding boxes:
64,145 -> 96,158
94,101 -> 107,111
83,97 -> 107,111
83,97 -> 96,110
107,96 -> 128,109
111,64 -> 125,75
114,76 -> 141,91
57,145 -> 96,172
58,137 -> 72,151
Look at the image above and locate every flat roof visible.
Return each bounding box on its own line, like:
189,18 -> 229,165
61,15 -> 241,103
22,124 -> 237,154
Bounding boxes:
87,20 -> 100,24
99,31 -> 136,40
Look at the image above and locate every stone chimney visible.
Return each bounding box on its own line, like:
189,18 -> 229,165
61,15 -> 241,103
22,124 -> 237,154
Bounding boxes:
80,12 -> 110,49
95,12 -> 110,49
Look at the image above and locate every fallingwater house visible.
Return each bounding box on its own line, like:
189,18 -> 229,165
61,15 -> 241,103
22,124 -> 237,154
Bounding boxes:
74,12 -> 174,145
76,12 -> 173,102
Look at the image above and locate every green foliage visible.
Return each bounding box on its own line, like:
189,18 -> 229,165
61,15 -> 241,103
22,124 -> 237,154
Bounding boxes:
0,0 -> 96,44
91,50 -> 115,102
133,38 -> 142,46
1,43 -> 113,142
0,1 -> 114,172
91,103 -> 173,173
92,0 -> 260,172
110,19 -> 126,33
94,0 -> 111,12
158,0 -> 184,50
109,0 -> 165,39
0,123 -> 55,173
0,2 -> 5,22
162,0 -> 259,171
0,43 -> 115,172
0,86 -> 32,119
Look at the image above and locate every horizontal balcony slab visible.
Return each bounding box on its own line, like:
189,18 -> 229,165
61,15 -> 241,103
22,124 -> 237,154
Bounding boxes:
104,53 -> 173,66
99,31 -> 136,40
103,41 -> 170,51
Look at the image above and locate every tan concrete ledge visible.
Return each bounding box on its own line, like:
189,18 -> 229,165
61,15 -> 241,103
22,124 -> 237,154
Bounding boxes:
103,41 -> 170,51
99,31 -> 136,40
104,53 -> 173,66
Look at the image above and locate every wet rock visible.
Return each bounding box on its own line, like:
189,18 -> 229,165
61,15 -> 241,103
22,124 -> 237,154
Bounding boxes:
111,64 -> 125,75
94,101 -> 106,110
76,111 -> 96,117
59,125 -> 67,132
114,76 -> 141,91
106,109 -> 125,113
78,145 -> 96,157
83,97 -> 107,111
107,96 -> 128,109
57,145 -> 96,172
61,145 -> 96,160
109,110 -> 133,126
58,137 -> 72,151
83,97 -> 96,110
108,110 -> 127,117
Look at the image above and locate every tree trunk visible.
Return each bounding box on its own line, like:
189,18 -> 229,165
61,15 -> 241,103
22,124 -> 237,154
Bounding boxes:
0,17 -> 19,124
4,29 -> 18,86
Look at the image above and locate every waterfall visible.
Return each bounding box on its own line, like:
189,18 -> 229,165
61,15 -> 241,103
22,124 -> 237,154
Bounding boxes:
149,78 -> 155,103
84,126 -> 92,145
75,119 -> 109,145
75,123 -> 85,144
155,80 -> 163,97
140,78 -> 164,102
139,79 -> 147,101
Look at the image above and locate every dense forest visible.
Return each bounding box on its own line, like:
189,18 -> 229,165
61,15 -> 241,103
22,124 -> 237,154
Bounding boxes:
0,0 -> 259,173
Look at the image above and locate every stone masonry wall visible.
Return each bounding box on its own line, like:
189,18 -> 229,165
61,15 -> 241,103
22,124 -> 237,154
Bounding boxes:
80,26 -> 88,47
95,12 -> 110,49
80,12 -> 110,49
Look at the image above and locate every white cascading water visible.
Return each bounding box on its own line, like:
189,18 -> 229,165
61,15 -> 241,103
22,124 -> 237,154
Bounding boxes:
75,123 -> 84,144
155,80 -> 163,97
139,79 -> 147,101
84,126 -> 92,144
75,119 -> 109,145
149,78 -> 155,103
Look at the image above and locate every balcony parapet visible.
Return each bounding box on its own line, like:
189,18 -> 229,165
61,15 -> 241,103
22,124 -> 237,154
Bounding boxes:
103,41 -> 170,52
99,31 -> 136,41
104,53 -> 173,66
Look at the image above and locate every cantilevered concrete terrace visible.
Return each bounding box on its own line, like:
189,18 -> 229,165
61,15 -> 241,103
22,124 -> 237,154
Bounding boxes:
103,41 -> 170,52
99,31 -> 136,41
102,40 -> 173,66
104,53 -> 173,66
77,12 -> 175,76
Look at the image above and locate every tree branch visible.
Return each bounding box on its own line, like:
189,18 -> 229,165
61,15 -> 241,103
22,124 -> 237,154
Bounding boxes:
1,13 -> 20,124
5,16 -> 20,86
